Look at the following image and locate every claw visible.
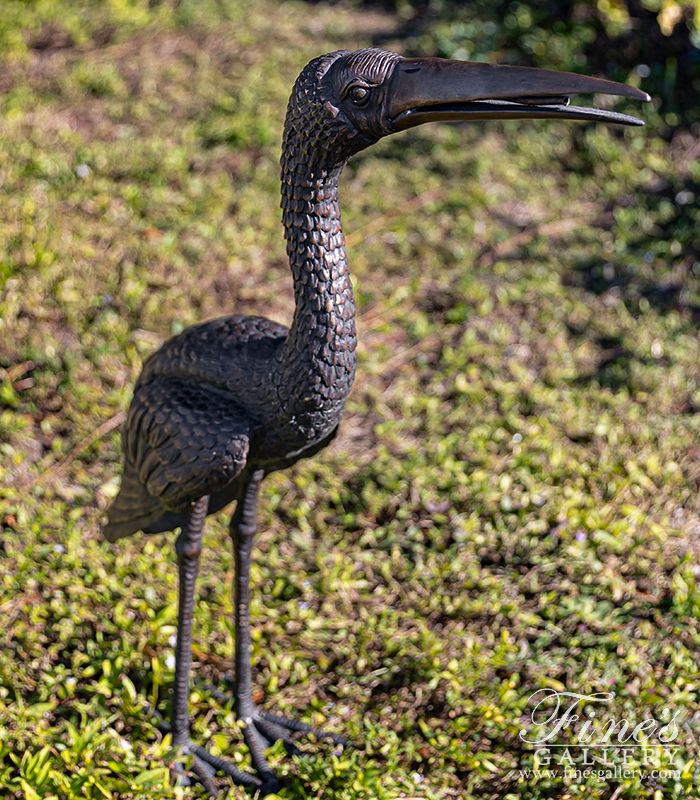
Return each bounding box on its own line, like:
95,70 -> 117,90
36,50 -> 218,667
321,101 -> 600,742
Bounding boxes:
170,747 -> 219,797
219,674 -> 353,748
146,680 -> 351,796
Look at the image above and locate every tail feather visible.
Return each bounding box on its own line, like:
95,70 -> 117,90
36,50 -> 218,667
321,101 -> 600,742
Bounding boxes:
103,461 -> 166,542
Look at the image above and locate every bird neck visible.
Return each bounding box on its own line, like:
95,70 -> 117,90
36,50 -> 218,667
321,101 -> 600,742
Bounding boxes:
277,149 -> 357,437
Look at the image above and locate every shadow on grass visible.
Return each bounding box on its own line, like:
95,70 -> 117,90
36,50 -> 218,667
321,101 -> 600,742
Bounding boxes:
564,256 -> 700,319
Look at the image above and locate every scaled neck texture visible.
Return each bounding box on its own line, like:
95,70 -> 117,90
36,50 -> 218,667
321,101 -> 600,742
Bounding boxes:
274,54 -> 376,443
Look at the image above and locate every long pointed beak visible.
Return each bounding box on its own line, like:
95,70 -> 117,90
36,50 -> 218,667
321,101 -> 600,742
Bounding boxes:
388,58 -> 650,131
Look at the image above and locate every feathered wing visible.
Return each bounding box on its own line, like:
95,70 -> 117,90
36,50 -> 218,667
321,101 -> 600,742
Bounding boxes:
104,378 -> 253,541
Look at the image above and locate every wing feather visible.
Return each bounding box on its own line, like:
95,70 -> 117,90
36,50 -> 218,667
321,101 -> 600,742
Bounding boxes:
104,378 -> 253,541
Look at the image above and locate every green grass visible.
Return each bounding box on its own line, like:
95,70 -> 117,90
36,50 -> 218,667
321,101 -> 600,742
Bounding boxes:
1,1 -> 700,798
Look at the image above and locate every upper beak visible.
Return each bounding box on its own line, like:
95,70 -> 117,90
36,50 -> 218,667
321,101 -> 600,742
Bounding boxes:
388,58 -> 650,131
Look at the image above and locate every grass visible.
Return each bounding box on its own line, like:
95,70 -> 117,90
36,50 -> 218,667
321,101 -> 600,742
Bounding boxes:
1,0 -> 700,798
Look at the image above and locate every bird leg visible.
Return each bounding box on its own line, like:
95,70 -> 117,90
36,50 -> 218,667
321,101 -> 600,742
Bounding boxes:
162,472 -> 349,796
230,469 -> 283,791
171,495 -> 210,749
228,469 -> 351,786
162,473 -> 281,795
168,494 -> 217,792
167,494 -> 263,795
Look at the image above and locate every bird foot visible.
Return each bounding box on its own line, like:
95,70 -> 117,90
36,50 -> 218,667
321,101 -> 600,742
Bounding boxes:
149,704 -> 277,796
150,684 -> 351,797
212,675 -> 353,751
243,703 -> 352,753
170,738 -> 280,797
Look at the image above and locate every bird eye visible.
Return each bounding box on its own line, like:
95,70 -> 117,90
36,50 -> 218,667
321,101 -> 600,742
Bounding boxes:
348,84 -> 370,105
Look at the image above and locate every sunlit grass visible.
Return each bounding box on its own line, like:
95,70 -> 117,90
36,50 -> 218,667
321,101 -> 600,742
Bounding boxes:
1,1 -> 699,798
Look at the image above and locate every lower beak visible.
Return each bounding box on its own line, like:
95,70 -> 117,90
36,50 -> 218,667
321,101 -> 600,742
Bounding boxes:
388,58 -> 650,131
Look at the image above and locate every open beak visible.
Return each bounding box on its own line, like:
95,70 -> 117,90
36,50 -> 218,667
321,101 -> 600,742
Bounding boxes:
388,58 -> 650,131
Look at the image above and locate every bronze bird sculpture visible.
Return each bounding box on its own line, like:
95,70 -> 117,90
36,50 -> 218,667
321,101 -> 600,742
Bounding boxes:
104,48 -> 649,794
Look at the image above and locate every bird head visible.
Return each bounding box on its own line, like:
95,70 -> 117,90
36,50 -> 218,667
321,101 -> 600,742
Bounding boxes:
282,48 -> 649,178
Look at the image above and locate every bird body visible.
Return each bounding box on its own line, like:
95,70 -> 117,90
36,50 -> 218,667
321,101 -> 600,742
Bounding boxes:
104,312 -> 344,538
106,53 -> 365,542
104,48 -> 649,794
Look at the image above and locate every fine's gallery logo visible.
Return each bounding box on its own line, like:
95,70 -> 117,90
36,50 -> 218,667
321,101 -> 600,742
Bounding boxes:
515,689 -> 683,783
520,689 -> 680,746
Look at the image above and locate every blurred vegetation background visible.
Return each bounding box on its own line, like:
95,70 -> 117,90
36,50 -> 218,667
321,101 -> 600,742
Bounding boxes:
1,0 -> 700,798
370,0 -> 700,124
